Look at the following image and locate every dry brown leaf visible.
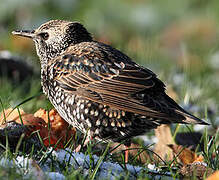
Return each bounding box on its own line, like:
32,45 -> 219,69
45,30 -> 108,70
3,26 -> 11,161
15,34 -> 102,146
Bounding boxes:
168,144 -> 204,165
154,124 -> 174,161
193,155 -> 204,163
0,108 -> 46,135
206,171 -> 219,180
0,108 -> 76,149
180,162 -> 214,179
0,108 -> 25,124
34,108 -> 76,149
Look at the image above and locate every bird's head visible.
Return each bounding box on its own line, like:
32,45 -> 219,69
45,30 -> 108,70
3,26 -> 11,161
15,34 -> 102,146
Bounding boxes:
12,20 -> 92,62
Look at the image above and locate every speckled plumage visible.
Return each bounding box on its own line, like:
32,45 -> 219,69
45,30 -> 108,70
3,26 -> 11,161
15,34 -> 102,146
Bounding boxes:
12,20 -> 208,144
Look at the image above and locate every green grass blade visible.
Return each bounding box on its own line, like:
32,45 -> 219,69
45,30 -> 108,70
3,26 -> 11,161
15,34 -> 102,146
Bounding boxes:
90,143 -> 110,180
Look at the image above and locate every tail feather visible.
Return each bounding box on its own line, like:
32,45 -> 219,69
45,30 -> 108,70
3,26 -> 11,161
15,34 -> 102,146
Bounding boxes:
164,94 -> 210,125
176,110 -> 210,125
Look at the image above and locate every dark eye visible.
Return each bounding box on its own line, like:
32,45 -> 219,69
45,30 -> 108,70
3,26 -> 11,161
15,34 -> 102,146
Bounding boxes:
39,32 -> 49,40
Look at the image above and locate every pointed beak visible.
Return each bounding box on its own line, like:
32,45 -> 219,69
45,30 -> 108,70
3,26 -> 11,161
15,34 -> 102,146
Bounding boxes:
12,30 -> 35,39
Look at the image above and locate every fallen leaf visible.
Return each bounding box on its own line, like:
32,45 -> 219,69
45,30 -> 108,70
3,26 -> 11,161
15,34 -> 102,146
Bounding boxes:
0,108 -> 46,136
0,108 -> 25,124
34,108 -> 76,149
154,125 -> 174,161
180,162 -> 214,179
206,171 -> 219,180
168,144 -> 204,165
0,108 -> 76,150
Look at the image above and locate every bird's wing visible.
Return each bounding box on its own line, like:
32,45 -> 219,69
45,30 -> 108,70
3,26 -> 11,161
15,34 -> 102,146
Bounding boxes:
51,44 -> 181,120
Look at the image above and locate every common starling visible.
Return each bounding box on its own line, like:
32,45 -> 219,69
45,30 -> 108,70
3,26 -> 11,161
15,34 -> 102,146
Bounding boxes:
12,20 -> 208,156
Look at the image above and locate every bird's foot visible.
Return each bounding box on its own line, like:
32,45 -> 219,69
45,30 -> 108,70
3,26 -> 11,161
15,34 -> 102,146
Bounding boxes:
74,136 -> 93,152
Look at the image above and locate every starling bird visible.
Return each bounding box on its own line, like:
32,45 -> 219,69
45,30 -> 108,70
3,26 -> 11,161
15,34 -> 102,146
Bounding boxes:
12,20 -> 208,158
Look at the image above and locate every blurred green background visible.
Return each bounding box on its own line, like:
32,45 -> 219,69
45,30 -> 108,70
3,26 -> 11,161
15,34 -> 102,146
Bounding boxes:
0,0 -> 219,128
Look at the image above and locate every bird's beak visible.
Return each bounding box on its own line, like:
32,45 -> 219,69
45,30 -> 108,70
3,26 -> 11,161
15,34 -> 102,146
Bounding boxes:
12,30 -> 35,39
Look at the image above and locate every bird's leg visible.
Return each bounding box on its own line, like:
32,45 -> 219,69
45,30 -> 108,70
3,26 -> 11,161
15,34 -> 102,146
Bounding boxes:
75,135 -> 93,152
124,140 -> 131,163
75,144 -> 82,153
124,146 -> 129,163
84,135 -> 93,145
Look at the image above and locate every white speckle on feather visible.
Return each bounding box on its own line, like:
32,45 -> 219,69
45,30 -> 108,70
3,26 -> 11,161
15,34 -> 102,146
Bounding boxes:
96,119 -> 101,126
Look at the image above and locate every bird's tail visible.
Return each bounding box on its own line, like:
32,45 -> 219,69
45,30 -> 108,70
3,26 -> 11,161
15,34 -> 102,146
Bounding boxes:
164,94 -> 209,125
176,110 -> 210,125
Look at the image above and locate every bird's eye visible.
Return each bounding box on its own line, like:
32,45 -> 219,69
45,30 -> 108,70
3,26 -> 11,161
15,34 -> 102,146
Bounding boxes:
38,32 -> 49,40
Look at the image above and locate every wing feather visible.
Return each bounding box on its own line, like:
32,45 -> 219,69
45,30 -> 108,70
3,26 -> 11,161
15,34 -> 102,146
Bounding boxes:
51,45 -> 179,120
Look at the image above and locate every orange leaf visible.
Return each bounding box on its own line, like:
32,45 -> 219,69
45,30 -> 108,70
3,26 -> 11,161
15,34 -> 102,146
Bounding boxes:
206,171 -> 219,180
168,144 -> 203,165
34,108 -> 76,149
0,108 -> 76,149
0,108 -> 47,136
0,108 -> 25,124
